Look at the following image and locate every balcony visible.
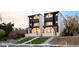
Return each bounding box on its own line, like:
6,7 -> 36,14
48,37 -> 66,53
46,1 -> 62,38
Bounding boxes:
43,25 -> 53,28
30,19 -> 39,23
30,26 -> 39,28
44,22 -> 53,27
44,18 -> 53,22
33,19 -> 39,23
29,22 -> 40,28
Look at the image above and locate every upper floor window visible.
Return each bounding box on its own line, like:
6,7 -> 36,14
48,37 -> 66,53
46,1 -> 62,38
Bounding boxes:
34,15 -> 39,19
56,21 -> 58,23
55,14 -> 58,21
29,17 -> 32,19
46,13 -> 53,18
46,22 -> 52,26
56,14 -> 58,16
34,23 -> 39,26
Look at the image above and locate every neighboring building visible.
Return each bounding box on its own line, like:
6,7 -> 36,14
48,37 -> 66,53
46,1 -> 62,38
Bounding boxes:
25,11 -> 65,37
43,11 -> 65,36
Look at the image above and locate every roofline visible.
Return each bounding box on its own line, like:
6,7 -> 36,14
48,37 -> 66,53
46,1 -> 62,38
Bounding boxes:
28,13 -> 43,17
59,12 -> 67,21
44,11 -> 59,14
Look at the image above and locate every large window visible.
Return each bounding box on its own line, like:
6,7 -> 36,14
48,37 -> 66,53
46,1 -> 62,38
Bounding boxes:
34,15 -> 39,19
46,13 -> 53,18
32,28 -> 40,34
44,27 -> 54,33
29,17 -> 32,19
34,23 -> 39,26
46,22 -> 52,26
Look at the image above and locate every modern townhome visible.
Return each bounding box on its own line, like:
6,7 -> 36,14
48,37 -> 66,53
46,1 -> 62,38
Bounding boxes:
25,14 -> 44,37
43,11 -> 65,36
25,11 -> 65,37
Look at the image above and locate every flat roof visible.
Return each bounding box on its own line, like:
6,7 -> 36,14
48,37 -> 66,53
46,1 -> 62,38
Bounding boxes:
44,11 -> 59,14
28,13 -> 42,17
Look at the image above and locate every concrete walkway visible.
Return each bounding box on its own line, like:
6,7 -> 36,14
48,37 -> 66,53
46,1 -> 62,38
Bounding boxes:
16,37 -> 27,42
22,37 -> 39,44
43,36 -> 55,44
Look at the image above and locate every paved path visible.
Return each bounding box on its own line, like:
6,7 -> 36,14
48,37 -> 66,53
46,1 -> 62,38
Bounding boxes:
43,36 -> 55,44
16,37 -> 27,42
22,37 -> 39,44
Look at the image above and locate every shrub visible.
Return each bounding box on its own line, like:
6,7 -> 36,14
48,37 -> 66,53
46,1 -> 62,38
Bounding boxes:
8,31 -> 25,39
63,15 -> 79,36
8,31 -> 18,39
0,29 -> 6,39
0,22 -> 14,36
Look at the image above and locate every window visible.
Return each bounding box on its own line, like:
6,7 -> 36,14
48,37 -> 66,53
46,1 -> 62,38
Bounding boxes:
34,23 -> 39,26
44,27 -> 54,33
56,14 -> 58,16
46,13 -> 53,18
34,15 -> 39,19
29,17 -> 32,19
55,14 -> 58,24
30,23 -> 32,26
46,15 -> 48,18
56,21 -> 58,23
32,28 -> 40,34
46,22 -> 52,26
55,14 -> 58,21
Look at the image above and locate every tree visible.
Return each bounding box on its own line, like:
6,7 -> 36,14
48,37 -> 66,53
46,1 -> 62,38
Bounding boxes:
0,29 -> 6,39
63,15 -> 79,36
0,22 -> 14,36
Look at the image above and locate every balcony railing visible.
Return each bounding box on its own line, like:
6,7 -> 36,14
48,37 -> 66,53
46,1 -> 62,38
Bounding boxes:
44,17 -> 53,22
43,25 -> 53,27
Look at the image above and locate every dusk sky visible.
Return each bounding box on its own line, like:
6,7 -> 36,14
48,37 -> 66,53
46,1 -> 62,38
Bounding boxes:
61,11 -> 79,16
0,11 -> 79,29
0,0 -> 79,29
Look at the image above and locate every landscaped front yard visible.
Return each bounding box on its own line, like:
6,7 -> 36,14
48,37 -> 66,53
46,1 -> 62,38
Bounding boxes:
16,37 -> 34,44
26,37 -> 49,44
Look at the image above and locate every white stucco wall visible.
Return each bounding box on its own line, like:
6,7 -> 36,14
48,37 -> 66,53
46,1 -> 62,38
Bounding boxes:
58,12 -> 65,35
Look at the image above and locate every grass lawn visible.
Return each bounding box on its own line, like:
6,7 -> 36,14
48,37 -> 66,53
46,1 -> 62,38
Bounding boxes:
26,37 -> 49,44
16,37 -> 34,44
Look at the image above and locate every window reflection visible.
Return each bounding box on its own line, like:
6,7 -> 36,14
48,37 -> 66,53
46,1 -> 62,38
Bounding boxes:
46,22 -> 52,26
32,28 -> 40,34
44,27 -> 54,33
34,15 -> 39,19
34,23 -> 39,26
46,13 -> 53,18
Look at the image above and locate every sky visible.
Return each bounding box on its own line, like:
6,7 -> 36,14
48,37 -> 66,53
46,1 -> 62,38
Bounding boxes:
61,11 -> 79,16
0,11 -> 79,29
0,0 -> 79,29
0,11 -> 28,28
